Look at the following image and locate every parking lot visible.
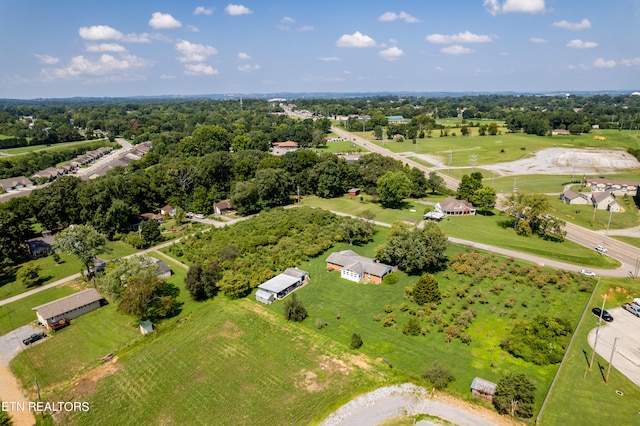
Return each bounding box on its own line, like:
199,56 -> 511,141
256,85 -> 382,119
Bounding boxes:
587,306 -> 640,386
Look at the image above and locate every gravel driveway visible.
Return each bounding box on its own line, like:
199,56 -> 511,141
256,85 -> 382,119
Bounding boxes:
0,324 -> 44,366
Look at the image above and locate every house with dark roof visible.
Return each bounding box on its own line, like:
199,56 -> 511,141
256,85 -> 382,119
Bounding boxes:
33,288 -> 104,329
435,196 -> 476,216
347,188 -> 360,196
561,189 -> 620,211
31,167 -> 61,181
560,189 -> 590,205
214,200 -> 232,215
326,250 -> 393,284
160,205 -> 176,216
25,230 -> 55,259
255,267 -> 308,304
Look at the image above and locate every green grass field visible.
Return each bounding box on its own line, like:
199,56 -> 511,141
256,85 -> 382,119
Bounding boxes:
548,195 -> 640,231
317,140 -> 367,154
539,277 -> 640,425
0,140 -> 106,156
357,129 -> 640,167
0,284 -> 80,335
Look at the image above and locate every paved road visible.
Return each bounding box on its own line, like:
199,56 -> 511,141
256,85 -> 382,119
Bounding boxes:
330,126 -> 460,191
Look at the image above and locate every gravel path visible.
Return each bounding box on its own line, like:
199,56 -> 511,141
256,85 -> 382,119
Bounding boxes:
319,383 -> 506,426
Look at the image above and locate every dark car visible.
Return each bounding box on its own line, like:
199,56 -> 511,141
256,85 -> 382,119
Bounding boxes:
592,307 -> 613,322
22,332 -> 47,346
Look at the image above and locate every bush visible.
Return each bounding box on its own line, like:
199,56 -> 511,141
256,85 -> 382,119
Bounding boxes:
384,304 -> 394,313
350,333 -> 363,349
422,361 -> 454,390
383,272 -> 399,285
493,373 -> 536,418
283,294 -> 308,322
403,317 -> 421,336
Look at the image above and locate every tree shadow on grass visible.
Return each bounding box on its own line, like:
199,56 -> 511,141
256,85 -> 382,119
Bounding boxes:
0,268 -> 17,290
497,219 -> 515,229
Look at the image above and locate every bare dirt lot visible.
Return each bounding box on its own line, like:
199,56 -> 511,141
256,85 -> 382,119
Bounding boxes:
420,148 -> 640,177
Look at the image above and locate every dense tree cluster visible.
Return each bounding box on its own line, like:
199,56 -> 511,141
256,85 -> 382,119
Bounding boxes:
503,192 -> 566,241
493,373 -> 536,418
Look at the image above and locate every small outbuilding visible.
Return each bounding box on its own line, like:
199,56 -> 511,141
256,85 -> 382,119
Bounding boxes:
470,377 -> 497,403
214,200 -> 232,215
347,188 -> 361,196
33,288 -> 104,330
255,268 -> 308,304
160,205 -> 176,216
140,320 -> 154,335
424,211 -> 445,222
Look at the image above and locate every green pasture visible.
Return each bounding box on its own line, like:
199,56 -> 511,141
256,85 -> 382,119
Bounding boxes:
0,284 -> 79,335
488,175 -> 578,194
439,167 -> 493,182
539,277 -> 640,425
317,140 -> 366,154
548,195 -> 639,231
360,129 -> 640,167
0,140 -> 106,156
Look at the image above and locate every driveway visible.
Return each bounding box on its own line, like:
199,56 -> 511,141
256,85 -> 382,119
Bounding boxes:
587,306 -> 640,387
0,324 -> 44,366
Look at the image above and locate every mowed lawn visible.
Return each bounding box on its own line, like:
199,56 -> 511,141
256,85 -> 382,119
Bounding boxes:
539,277 -> 640,425
548,195 -> 640,231
0,139 -> 107,156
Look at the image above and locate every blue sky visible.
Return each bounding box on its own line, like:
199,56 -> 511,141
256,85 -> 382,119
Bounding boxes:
1,0 -> 639,98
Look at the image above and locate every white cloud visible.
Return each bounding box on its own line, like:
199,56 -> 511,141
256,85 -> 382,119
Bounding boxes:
566,39 -> 598,49
317,57 -> 342,62
593,58 -> 616,68
622,57 -> 640,66
34,54 -> 60,65
435,66 -> 444,72
194,6 -> 214,16
237,52 -> 251,60
79,25 -> 123,41
440,45 -> 474,55
336,31 -> 376,48
426,31 -> 494,44
160,74 -> 175,79
175,40 -> 218,63
281,16 -> 295,24
184,63 -> 219,75
379,47 -> 404,61
41,53 -> 150,79
552,18 -> 591,30
225,4 -> 253,16
85,43 -> 127,53
149,12 -> 182,29
124,33 -> 152,43
298,25 -> 314,32
530,37 -> 548,43
238,64 -> 261,73
484,0 -> 545,15
378,11 -> 420,23
187,25 -> 200,32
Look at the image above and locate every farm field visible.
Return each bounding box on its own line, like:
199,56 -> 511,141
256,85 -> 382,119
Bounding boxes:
0,140 -> 106,156
539,277 -> 640,425
299,195 -> 620,269
489,174 -> 578,194
355,129 -> 639,167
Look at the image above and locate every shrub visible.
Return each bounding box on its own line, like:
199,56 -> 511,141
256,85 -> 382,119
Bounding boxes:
413,273 -> 441,306
422,361 -> 454,390
283,294 -> 308,322
493,373 -> 536,418
403,317 -> 421,336
384,304 -> 394,313
445,325 -> 460,342
460,333 -> 472,344
350,333 -> 363,349
382,272 -> 399,285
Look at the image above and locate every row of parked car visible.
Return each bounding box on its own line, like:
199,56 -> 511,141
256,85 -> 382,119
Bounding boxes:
592,298 -> 640,322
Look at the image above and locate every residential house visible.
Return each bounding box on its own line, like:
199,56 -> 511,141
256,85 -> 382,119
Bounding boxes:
33,288 -> 104,330
255,267 -> 308,304
592,191 -> 619,212
470,377 -> 497,403
326,250 -> 393,284
153,259 -> 172,279
435,196 -> 476,216
25,231 -> 55,259
560,190 -> 590,205
551,129 -> 571,135
31,167 -> 61,181
347,188 -> 360,196
214,200 -> 232,215
160,205 -> 176,216
386,115 -> 407,124
0,176 -> 33,192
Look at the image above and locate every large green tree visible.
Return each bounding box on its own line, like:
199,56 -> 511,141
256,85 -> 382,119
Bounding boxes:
0,204 -> 32,266
493,373 -> 536,418
426,171 -> 446,195
254,168 -> 293,207
412,273 -> 441,306
375,222 -> 449,274
54,224 -> 108,278
376,171 -> 413,207
470,186 -> 497,214
185,261 -> 222,301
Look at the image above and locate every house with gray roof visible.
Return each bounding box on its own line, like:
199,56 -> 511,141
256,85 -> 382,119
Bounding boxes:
326,250 -> 392,284
560,189 -> 590,205
33,288 -> 104,329
0,176 -> 33,192
435,196 -> 476,216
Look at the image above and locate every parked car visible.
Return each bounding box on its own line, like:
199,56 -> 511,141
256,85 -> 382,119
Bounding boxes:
592,307 -> 613,322
22,332 -> 47,345
581,269 -> 596,277
633,298 -> 640,307
622,303 -> 640,318
595,245 -> 608,254
194,214 -> 205,219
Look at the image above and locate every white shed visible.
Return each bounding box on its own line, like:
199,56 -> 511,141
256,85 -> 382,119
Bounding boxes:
140,320 -> 154,335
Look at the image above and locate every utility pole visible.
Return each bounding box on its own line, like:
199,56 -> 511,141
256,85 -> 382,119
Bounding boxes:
605,337 -> 619,384
602,209 -> 613,247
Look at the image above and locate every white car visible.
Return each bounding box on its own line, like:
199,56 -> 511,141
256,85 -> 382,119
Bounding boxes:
594,245 -> 608,254
580,269 -> 596,277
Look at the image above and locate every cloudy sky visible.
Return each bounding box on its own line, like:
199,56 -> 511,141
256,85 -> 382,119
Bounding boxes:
1,0 -> 639,98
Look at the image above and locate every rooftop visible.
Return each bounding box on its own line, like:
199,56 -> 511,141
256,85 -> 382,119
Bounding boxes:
33,288 -> 103,320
